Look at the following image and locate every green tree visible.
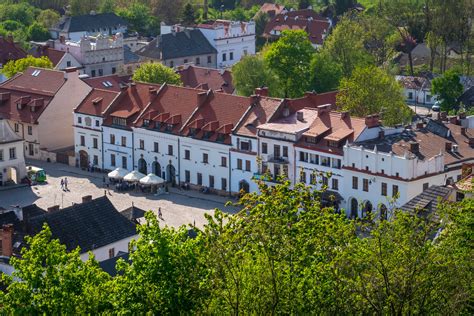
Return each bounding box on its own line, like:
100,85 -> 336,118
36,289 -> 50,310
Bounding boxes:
298,0 -> 311,10
254,12 -> 269,50
232,55 -> 282,97
110,212 -> 208,314
132,62 -> 182,85
335,0 -> 356,15
0,225 -> 111,314
117,3 -> 157,36
181,3 -> 196,26
27,22 -> 50,41
0,2 -> 36,26
36,9 -> 61,29
264,30 -> 314,98
1,55 -> 53,78
337,65 -> 411,126
322,16 -> 373,77
310,51 -> 343,93
69,0 -> 97,16
431,69 -> 463,112
99,0 -> 116,14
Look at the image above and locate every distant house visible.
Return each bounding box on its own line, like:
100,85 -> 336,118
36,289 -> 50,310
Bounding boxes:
0,118 -> 26,186
136,28 -> 217,69
29,44 -> 82,71
0,35 -> 27,66
400,185 -> 455,220
50,12 -> 128,42
254,3 -> 287,19
263,9 -> 331,48
177,65 -> 234,94
0,195 -> 138,262
459,87 -> 474,108
395,75 -> 438,105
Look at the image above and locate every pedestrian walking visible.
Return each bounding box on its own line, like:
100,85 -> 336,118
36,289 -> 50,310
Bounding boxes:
158,207 -> 163,220
64,177 -> 68,191
60,179 -> 64,190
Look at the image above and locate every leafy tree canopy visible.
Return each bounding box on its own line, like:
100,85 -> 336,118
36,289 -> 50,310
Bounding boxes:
431,69 -> 464,111
1,55 -> 53,78
132,62 -> 182,85
310,51 -> 343,93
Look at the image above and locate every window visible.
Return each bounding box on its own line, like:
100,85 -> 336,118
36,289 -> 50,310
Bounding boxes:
207,55 -> 212,63
91,70 -> 96,77
109,248 -> 115,259
85,117 -> 92,127
426,95 -> 432,102
408,92 -> 413,99
209,175 -> 214,188
80,135 -> 85,146
121,136 -> 126,147
9,148 -> 15,160
363,179 -> 369,192
300,151 -> 308,162
274,145 -> 280,158
110,134 -> 115,144
243,49 -> 248,55
423,182 -> 429,190
14,123 -> 19,132
332,178 -> 339,190
185,170 -> 190,182
352,176 -> 358,190
222,53 -> 226,61
203,153 -> 208,163
282,146 -> 288,157
322,176 -> 329,187
28,126 -> 32,135
139,139 -> 144,150
245,160 -> 251,172
321,156 -> 330,167
0,149 -> 3,161
221,156 -> 227,167
240,140 -> 250,151
381,182 -> 387,196
300,171 -> 306,183
184,150 -> 190,160
66,61 -> 71,67
93,138 -> 98,149
168,145 -> 173,155
111,154 -> 116,166
229,52 -> 234,60
237,159 -> 243,170
112,67 -> 116,74
78,117 -> 82,124
221,178 -> 227,191
169,61 -> 174,67
262,142 -> 268,154
332,158 -> 341,169
112,117 -> 127,126
93,155 -> 98,165
392,185 -> 399,197
197,173 -> 202,185
122,156 -> 127,169
153,142 -> 159,153
98,69 -> 103,76
95,120 -> 100,127
310,173 -> 316,185
195,57 -> 200,65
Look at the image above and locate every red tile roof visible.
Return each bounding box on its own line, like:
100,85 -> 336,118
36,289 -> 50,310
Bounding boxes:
83,75 -> 132,92
255,3 -> 286,18
263,10 -> 330,45
74,88 -> 120,117
0,67 -> 66,123
0,35 -> 27,65
177,65 -> 234,94
30,46 -> 66,67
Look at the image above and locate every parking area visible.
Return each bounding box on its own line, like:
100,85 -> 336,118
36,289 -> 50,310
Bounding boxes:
0,160 -> 240,228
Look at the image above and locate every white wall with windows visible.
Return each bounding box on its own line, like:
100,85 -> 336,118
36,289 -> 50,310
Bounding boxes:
230,135 -> 258,194
102,126 -> 134,171
73,113 -> 104,169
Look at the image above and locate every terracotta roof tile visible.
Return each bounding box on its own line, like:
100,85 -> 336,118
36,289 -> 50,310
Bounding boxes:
0,67 -> 66,96
0,35 -> 27,65
74,88 -> 119,116
83,75 -> 131,92
234,96 -> 283,137
30,46 -> 66,66
177,65 -> 234,94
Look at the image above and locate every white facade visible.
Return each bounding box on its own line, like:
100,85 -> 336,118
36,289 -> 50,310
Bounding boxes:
80,235 -> 136,262
0,119 -> 26,186
230,135 -> 259,193
197,21 -> 256,69
103,126 -> 134,171
74,113 -> 104,169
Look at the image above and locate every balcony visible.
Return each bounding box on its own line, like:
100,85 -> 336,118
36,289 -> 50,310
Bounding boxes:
265,155 -> 289,164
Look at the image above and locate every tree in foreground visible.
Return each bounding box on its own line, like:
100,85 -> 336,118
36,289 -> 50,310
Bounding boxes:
310,51 -> 343,93
1,56 -> 53,78
431,69 -> 464,112
264,30 -> 314,98
337,65 -> 412,126
0,225 -> 111,314
232,55 -> 282,97
132,62 -> 182,85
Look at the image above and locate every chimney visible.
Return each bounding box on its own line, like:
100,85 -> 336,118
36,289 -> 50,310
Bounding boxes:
340,111 -> 349,119
416,122 -> 424,129
59,35 -> 65,44
409,141 -> 419,153
1,224 -> 14,257
449,116 -> 458,125
461,127 -> 467,136
440,111 -> 447,121
296,111 -> 304,121
445,142 -> 452,151
148,86 -> 157,95
197,91 -> 208,105
378,130 -> 385,139
82,195 -> 92,203
317,104 -> 331,114
7,34 -> 13,43
200,83 -> 209,90
47,205 -> 60,213
365,114 -> 380,128
255,87 -> 269,96
459,112 -> 466,120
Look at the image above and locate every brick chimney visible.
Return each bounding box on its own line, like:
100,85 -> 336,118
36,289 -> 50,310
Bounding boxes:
445,142 -> 452,151
365,114 -> 380,128
1,224 -> 14,257
255,87 -> 269,96
459,112 -> 466,120
317,104 -> 331,114
449,116 -> 458,125
47,205 -> 60,213
416,122 -> 424,129
440,111 -> 447,121
82,195 -> 92,203
409,141 -> 419,153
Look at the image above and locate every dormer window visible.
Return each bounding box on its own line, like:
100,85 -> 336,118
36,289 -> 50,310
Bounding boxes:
189,127 -> 197,137
143,119 -> 150,127
112,117 -> 127,126
166,124 -> 173,132
216,133 -> 225,142
203,131 -> 213,140
305,136 -> 317,144
154,122 -> 162,130
328,140 -> 340,148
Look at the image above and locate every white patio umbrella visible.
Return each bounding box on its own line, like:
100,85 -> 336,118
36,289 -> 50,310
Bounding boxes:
108,168 -> 128,180
139,173 -> 165,186
123,170 -> 146,182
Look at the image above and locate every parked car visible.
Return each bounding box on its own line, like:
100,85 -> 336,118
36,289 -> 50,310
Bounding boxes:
431,102 -> 441,112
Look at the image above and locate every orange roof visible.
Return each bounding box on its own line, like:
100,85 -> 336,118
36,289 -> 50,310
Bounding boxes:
0,35 -> 26,65
84,75 -> 131,92
177,65 -> 234,94
234,96 -> 283,137
30,46 -> 66,67
74,88 -> 119,116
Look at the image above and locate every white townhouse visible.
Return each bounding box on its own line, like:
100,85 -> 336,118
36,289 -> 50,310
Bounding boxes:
195,20 -> 256,68
74,87 -> 120,170
395,75 -> 438,105
343,116 -> 474,219
0,118 -> 26,186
